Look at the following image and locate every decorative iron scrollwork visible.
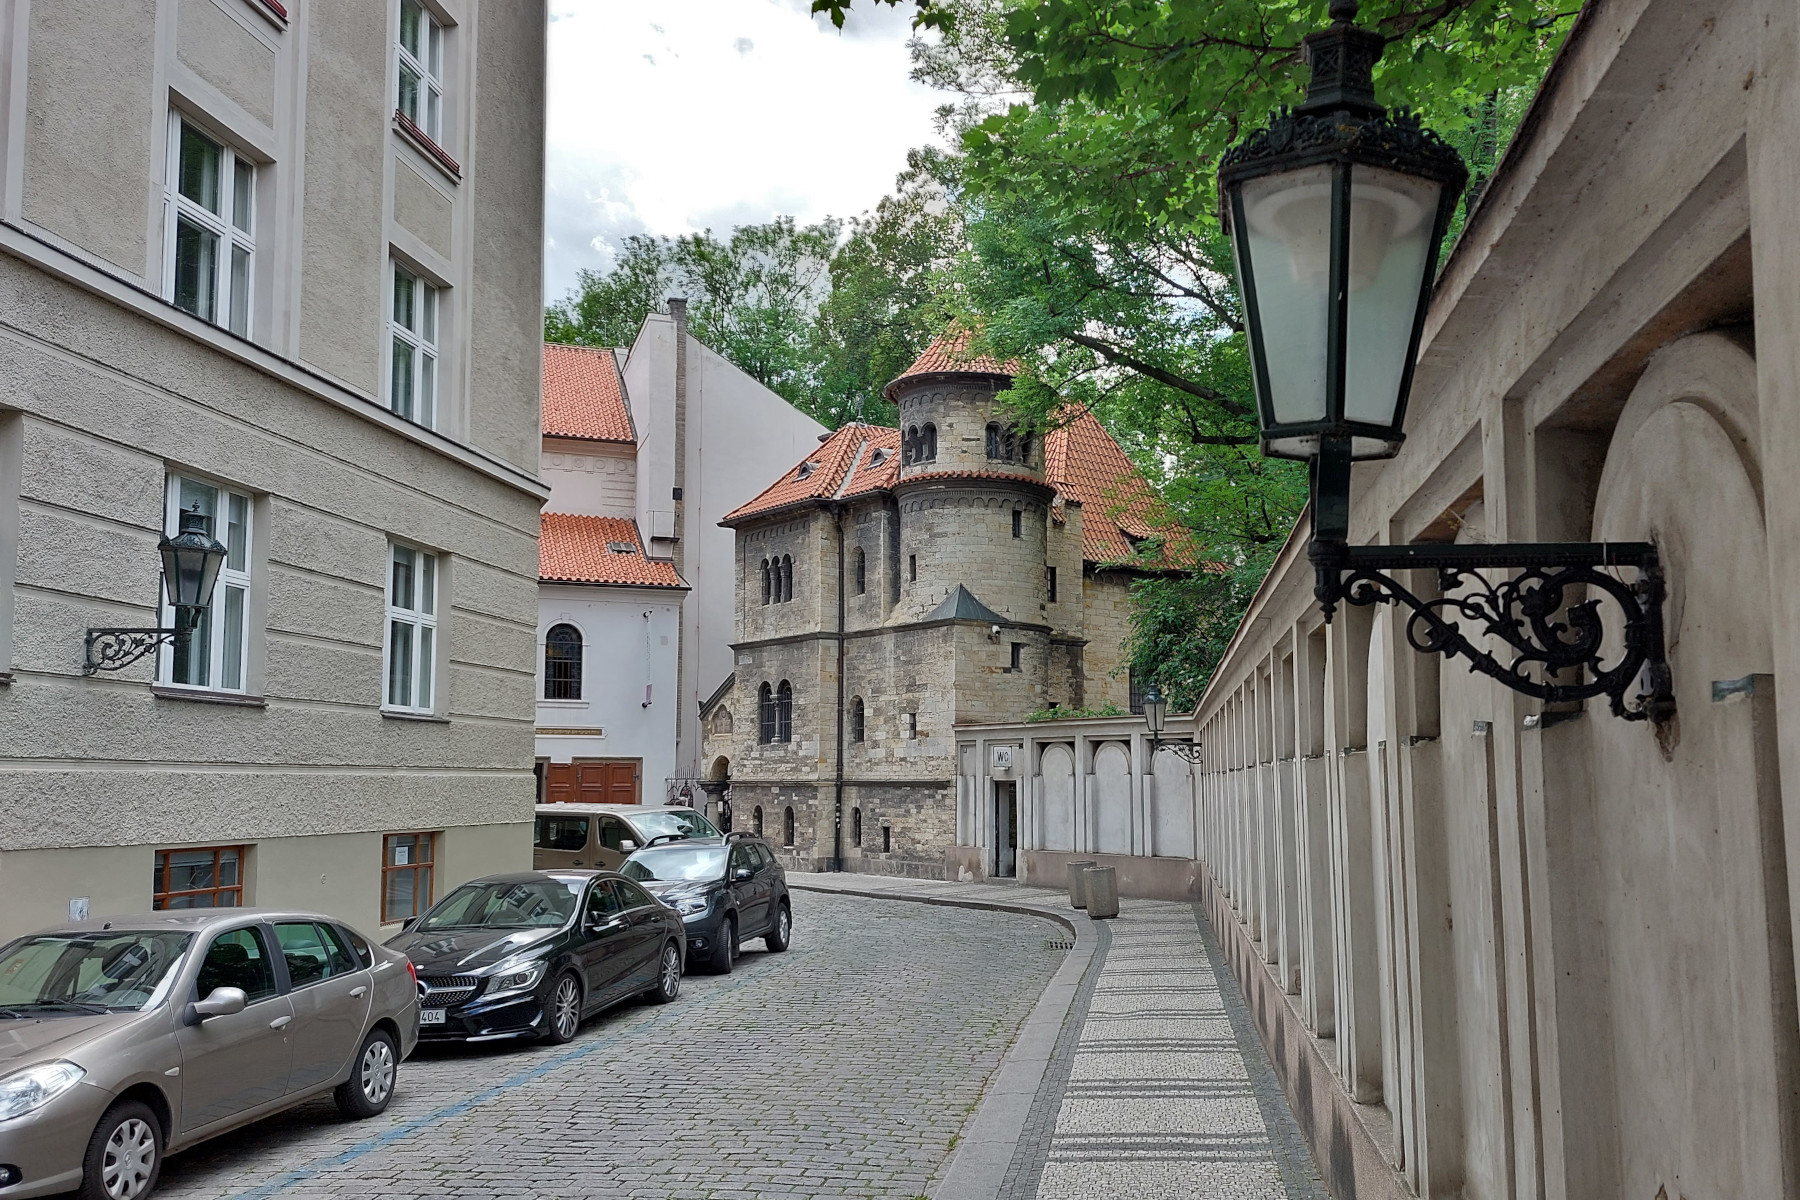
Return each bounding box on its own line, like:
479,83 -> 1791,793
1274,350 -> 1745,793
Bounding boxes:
1311,541 -> 1675,723
1150,739 -> 1206,766
83,628 -> 182,676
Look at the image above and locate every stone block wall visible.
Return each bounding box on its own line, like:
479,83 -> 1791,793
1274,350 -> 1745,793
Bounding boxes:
895,381 -> 1040,482
736,512 -> 834,644
893,480 -> 1056,625
1083,570 -> 1135,708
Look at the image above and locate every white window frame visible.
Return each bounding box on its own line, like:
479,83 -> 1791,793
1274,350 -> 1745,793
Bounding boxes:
388,261 -> 440,428
396,0 -> 445,143
384,542 -> 438,713
158,475 -> 254,694
164,114 -> 255,337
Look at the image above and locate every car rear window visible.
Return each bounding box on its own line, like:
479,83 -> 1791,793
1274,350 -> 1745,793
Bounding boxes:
536,814 -> 590,851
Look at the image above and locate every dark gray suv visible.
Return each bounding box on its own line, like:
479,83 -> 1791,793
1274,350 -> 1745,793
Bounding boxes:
619,834 -> 791,973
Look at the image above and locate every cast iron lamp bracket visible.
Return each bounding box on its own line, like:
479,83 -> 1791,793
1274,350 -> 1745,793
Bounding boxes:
1139,683 -> 1206,764
83,505 -> 227,676
83,622 -> 196,676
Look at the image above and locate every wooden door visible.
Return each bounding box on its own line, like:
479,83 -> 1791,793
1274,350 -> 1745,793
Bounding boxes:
545,763 -> 576,804
568,760 -> 639,805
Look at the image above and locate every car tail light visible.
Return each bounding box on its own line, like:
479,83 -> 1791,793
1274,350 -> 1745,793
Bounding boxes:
405,960 -> 418,984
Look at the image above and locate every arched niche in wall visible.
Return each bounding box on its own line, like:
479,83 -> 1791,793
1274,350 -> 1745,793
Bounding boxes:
1039,743 -> 1077,852
1582,331 -> 1790,1198
1093,741 -> 1132,854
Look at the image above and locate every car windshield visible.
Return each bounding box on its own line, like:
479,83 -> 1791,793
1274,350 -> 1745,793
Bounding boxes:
417,880 -> 581,931
0,931 -> 193,1014
621,846 -> 728,883
631,809 -> 721,842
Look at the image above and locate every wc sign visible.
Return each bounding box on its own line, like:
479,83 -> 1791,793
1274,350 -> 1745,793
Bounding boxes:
990,745 -> 1015,772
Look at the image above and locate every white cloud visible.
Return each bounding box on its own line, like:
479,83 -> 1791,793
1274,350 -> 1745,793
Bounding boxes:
543,0 -> 943,302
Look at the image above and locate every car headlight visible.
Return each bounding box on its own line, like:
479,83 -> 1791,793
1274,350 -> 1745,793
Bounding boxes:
0,1061 -> 86,1122
671,892 -> 712,915
484,960 -> 546,998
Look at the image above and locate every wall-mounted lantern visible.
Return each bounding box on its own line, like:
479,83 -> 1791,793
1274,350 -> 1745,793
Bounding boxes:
1217,0 -> 1673,722
84,507 -> 227,675
1141,684 -> 1204,764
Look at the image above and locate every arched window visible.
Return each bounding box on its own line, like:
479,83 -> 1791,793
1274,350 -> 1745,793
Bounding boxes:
753,806 -> 764,837
544,624 -> 582,699
1003,430 -> 1017,462
922,424 -> 937,461
776,680 -> 793,743
1018,433 -> 1032,466
783,805 -> 795,846
903,426 -> 917,464
852,807 -> 863,846
760,558 -> 772,605
851,696 -> 865,742
986,423 -> 1001,460
780,554 -> 794,602
853,547 -> 866,595
758,683 -> 775,744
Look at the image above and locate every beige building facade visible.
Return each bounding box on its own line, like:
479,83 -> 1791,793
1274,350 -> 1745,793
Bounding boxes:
1179,1 -> 1800,1197
0,0 -> 547,938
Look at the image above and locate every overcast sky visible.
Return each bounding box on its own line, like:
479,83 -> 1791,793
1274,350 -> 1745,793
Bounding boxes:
543,1 -> 946,303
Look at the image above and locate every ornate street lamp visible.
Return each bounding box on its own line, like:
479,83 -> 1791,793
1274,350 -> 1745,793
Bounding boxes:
1218,1 -> 1673,722
84,506 -> 228,675
1141,683 -> 1204,765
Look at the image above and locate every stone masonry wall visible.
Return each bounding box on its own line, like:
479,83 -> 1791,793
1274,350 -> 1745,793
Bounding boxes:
1082,570 -> 1135,709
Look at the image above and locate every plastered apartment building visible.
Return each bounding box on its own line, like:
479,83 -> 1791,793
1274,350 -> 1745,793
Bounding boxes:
0,0 -> 547,938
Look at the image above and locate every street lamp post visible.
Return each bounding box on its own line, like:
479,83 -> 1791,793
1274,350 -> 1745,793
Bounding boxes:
1217,0 -> 1673,723
84,506 -> 228,675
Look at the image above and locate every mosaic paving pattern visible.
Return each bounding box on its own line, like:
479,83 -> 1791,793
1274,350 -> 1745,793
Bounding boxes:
1031,902 -> 1327,1200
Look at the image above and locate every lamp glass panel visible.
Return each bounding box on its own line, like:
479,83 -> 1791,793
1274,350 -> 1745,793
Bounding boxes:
1238,164 -> 1334,425
169,480 -> 219,609
1343,165 -> 1442,428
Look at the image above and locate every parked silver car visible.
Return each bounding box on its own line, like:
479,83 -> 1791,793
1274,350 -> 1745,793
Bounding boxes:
0,910 -> 418,1200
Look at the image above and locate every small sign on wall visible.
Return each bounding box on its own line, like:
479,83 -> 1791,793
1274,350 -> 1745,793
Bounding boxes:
68,897 -> 90,922
991,745 -> 1015,771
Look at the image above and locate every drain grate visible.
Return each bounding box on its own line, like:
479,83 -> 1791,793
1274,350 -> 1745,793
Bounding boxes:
1045,938 -> 1075,950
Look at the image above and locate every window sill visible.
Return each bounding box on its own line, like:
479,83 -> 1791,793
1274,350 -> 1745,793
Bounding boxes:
0,671 -> 12,686
393,111 -> 462,182
151,685 -> 265,708
245,0 -> 287,29
539,699 -> 590,709
383,709 -> 451,724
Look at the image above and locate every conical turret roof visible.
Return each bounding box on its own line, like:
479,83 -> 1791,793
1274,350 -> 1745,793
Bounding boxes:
883,327 -> 1020,400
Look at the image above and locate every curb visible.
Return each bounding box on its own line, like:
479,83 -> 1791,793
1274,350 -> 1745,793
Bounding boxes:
788,880 -> 1100,1200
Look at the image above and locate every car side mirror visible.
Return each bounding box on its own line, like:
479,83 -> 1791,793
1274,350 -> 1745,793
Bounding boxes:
184,986 -> 248,1025
619,839 -> 637,852
733,867 -> 753,882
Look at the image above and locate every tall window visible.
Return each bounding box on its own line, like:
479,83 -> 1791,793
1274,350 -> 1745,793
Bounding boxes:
1011,642 -> 1024,671
776,680 -> 793,743
920,424 -> 937,461
544,623 -> 582,699
908,554 -> 917,582
852,807 -> 862,846
382,832 -> 435,924
760,558 -> 772,605
853,547 -> 866,595
385,543 -> 438,712
758,682 -> 776,744
161,476 -> 252,693
390,264 -> 440,427
986,423 -> 1001,460
153,846 -> 245,909
168,118 -> 254,336
396,0 -> 445,143
780,554 -> 793,602
850,696 -> 865,743
1047,566 -> 1058,602
753,806 -> 764,837
1128,669 -> 1147,715
903,426 -> 917,465
1012,509 -> 1023,538
783,806 -> 795,846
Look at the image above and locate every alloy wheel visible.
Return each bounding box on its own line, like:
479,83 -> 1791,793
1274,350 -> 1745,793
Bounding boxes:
361,1037 -> 396,1105
553,975 -> 581,1039
660,945 -> 681,998
778,907 -> 791,943
102,1118 -> 156,1200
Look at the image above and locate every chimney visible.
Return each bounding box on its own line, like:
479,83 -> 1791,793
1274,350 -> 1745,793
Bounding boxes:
668,296 -> 688,576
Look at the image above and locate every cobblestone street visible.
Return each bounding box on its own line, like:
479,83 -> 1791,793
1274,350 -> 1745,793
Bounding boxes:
150,892 -> 1063,1200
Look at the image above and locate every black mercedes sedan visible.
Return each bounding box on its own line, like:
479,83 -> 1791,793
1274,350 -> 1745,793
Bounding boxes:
620,834 -> 791,974
384,870 -> 683,1045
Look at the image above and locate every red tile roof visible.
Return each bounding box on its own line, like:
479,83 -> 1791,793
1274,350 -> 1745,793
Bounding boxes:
723,408 -> 1195,570
721,425 -> 900,522
542,344 -> 634,443
540,513 -> 685,588
884,328 -> 1022,399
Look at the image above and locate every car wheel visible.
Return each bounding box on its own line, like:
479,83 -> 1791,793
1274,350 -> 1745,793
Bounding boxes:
648,941 -> 682,1004
77,1100 -> 162,1200
544,971 -> 583,1043
765,900 -> 792,952
707,915 -> 736,974
334,1028 -> 399,1119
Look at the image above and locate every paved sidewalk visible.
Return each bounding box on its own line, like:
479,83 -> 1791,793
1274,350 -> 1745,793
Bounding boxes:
790,874 -> 1327,1200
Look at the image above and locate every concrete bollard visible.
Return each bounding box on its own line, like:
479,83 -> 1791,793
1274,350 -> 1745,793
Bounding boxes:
1067,860 -> 1097,909
1085,866 -> 1120,919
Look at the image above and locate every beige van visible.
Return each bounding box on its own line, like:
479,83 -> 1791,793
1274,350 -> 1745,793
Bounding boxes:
532,804 -> 721,871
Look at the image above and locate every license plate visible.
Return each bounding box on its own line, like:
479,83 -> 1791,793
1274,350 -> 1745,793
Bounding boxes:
420,1008 -> 445,1025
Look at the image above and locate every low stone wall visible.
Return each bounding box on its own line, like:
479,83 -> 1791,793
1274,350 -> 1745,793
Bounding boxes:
1200,864 -> 1407,1200
1020,850 -> 1201,901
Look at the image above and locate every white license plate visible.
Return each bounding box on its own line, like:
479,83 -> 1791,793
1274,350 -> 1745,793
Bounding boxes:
420,1008 -> 446,1025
